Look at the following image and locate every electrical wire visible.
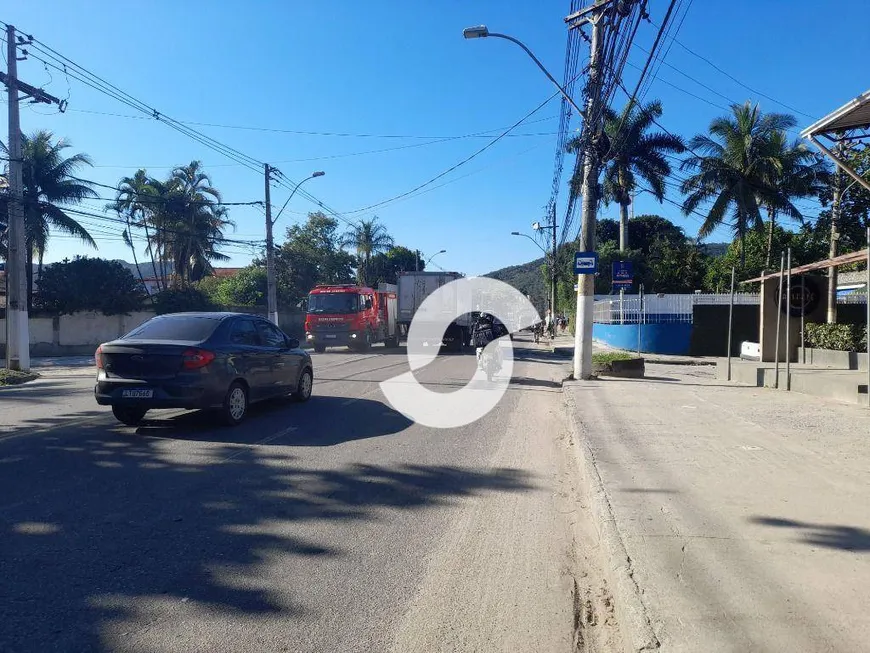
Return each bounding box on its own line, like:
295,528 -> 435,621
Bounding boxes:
332,90 -> 563,216
648,18 -> 813,119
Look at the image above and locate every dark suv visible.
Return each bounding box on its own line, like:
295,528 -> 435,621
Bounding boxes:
95,312 -> 313,426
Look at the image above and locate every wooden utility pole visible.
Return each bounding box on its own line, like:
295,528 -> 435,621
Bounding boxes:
2,25 -> 64,371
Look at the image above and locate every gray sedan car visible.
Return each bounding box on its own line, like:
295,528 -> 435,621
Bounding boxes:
95,312 -> 313,426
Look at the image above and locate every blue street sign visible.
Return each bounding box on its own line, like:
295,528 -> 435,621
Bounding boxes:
574,251 -> 598,274
612,260 -> 633,282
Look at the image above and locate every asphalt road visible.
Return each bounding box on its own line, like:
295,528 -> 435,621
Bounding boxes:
0,338 -> 589,653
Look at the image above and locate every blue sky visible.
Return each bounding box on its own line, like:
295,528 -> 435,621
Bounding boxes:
3,1 -> 869,276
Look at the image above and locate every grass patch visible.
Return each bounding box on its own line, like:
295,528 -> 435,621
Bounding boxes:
0,369 -> 40,386
592,351 -> 637,364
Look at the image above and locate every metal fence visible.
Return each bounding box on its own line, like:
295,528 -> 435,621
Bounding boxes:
592,293 -> 760,325
592,291 -> 866,325
837,293 -> 868,304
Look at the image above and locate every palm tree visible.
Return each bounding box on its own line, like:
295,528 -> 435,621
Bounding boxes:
162,161 -> 233,284
1,131 -> 97,309
680,102 -> 796,267
340,217 -> 394,285
109,169 -> 157,292
568,100 -> 685,251
761,131 -> 829,267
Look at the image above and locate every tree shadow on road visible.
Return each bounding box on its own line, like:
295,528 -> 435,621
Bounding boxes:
134,394 -> 414,447
0,417 -> 534,652
749,516 -> 870,552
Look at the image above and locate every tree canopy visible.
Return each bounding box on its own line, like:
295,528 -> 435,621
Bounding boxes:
36,257 -> 146,315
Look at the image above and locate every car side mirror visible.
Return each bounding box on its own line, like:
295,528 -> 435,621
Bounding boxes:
285,337 -> 300,350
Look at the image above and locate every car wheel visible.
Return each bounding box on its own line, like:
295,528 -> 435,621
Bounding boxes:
220,381 -> 248,426
314,344 -> 326,353
292,368 -> 313,402
112,405 -> 147,426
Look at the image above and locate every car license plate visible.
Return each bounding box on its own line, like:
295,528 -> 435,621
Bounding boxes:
324,334 -> 337,339
122,389 -> 153,399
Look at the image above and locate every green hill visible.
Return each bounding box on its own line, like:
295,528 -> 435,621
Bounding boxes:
485,256 -> 547,308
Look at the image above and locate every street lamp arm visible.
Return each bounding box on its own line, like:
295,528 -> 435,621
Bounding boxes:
512,231 -> 549,256
425,249 -> 447,265
273,173 -> 322,225
486,32 -> 585,117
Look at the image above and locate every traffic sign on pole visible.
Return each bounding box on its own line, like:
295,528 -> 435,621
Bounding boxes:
574,252 -> 598,275
612,260 -> 633,288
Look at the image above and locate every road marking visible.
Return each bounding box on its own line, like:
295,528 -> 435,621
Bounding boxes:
217,426 -> 299,462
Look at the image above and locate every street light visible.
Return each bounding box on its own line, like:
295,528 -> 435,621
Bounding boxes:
512,231 -> 554,317
465,22 -> 596,378
416,249 -> 446,272
511,231 -> 546,254
462,25 -> 584,116
266,170 -> 325,325
426,249 -> 447,266
274,171 -> 325,224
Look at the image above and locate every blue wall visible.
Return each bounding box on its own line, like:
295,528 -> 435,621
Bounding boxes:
593,323 -> 693,355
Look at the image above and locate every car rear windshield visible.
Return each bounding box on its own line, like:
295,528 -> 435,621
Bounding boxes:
124,315 -> 221,342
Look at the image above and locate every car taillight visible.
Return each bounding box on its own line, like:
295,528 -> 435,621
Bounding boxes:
182,348 -> 215,370
95,345 -> 103,369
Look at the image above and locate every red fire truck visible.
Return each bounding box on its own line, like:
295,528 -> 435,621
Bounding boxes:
304,284 -> 398,352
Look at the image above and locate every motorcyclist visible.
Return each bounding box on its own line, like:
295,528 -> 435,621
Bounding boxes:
470,311 -> 507,364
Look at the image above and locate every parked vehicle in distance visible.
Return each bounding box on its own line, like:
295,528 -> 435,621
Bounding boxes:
397,271 -> 472,352
305,283 -> 398,352
94,312 -> 313,426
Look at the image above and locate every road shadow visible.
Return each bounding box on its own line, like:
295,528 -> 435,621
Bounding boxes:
0,379 -> 90,397
508,376 -> 563,389
749,516 -> 870,552
0,408 -> 111,439
0,421 -> 534,653
135,395 -> 414,446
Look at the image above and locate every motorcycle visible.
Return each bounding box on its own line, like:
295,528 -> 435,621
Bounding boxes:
477,344 -> 503,382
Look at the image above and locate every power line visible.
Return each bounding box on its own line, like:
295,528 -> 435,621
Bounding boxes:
52,204 -> 262,247
653,24 -> 814,119
601,0 -> 680,166
335,90 -> 563,216
1,96 -> 559,141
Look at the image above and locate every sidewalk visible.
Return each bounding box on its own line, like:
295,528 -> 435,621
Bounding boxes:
564,363 -> 870,652
0,356 -> 94,376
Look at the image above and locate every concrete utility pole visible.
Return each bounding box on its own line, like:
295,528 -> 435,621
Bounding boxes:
264,164 -> 277,325
571,6 -> 607,380
264,167 -> 324,325
2,26 -> 65,371
827,142 -> 845,324
4,25 -> 27,371
550,207 -> 557,317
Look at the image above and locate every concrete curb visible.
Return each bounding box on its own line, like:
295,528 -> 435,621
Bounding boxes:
563,384 -> 661,653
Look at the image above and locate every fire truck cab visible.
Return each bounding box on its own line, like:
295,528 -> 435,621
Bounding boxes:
304,284 -> 398,353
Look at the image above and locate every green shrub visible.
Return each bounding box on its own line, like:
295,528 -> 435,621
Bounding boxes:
152,286 -> 216,315
804,323 -> 867,352
592,351 -> 637,363
36,257 -> 146,315
198,266 -> 267,307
